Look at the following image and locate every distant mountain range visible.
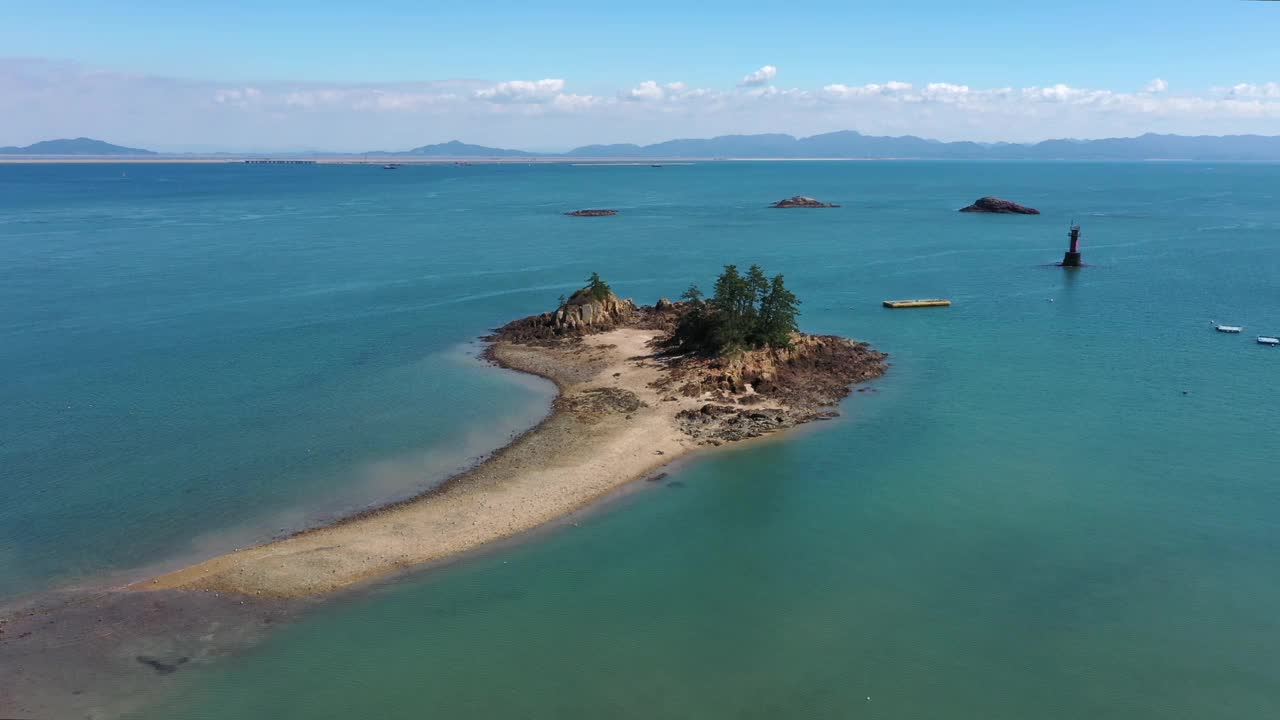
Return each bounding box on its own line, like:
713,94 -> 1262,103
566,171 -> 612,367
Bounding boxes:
7,133 -> 1280,161
0,137 -> 156,155
448,131 -> 1280,162
372,140 -> 536,158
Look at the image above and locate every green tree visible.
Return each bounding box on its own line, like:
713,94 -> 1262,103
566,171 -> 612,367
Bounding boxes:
667,264 -> 800,355
710,265 -> 755,350
757,274 -> 800,347
746,264 -> 769,305
585,272 -> 612,302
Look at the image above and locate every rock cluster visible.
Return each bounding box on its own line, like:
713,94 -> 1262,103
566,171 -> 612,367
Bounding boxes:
556,387 -> 645,422
660,333 -> 887,412
489,287 -> 636,343
676,404 -> 792,444
565,209 -> 618,217
958,196 -> 1040,214
769,196 -> 839,208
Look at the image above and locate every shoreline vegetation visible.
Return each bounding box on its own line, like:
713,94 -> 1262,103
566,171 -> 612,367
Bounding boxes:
137,270 -> 885,599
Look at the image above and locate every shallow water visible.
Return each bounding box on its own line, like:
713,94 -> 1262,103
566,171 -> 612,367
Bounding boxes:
3,161 -> 1280,718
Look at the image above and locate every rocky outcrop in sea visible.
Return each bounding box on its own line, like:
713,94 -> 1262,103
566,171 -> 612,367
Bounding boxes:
769,196 -> 839,208
958,197 -> 1040,214
564,209 -> 618,217
489,287 -> 636,342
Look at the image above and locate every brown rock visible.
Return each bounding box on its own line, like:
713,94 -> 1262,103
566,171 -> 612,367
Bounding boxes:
489,286 -> 636,342
958,196 -> 1040,214
769,196 -> 839,208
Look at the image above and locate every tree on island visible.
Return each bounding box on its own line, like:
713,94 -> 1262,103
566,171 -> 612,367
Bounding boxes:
670,264 -> 800,355
585,272 -> 612,302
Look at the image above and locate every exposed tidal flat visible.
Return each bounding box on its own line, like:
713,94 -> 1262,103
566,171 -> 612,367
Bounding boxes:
3,161 -> 1280,718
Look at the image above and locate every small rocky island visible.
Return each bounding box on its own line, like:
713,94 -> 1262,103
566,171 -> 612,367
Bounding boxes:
770,196 -> 840,208
959,196 -> 1040,214
565,209 -> 619,217
137,270 -> 884,602
490,270 -> 885,444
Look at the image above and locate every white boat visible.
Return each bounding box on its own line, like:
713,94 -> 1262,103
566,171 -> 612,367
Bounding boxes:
1215,325 -> 1243,333
1258,336 -> 1280,346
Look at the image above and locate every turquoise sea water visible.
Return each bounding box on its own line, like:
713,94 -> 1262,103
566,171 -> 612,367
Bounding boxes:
3,161 -> 1279,718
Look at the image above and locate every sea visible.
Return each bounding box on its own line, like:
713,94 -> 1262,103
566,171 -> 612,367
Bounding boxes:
2,160 -> 1278,719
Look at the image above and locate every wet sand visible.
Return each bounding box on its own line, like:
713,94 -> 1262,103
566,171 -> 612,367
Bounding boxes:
135,328 -> 705,598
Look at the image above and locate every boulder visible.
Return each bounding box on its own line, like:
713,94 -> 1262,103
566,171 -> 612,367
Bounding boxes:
655,297 -> 674,310
565,209 -> 618,217
769,196 -> 839,208
958,197 -> 1040,214
550,287 -> 635,332
489,286 -> 636,342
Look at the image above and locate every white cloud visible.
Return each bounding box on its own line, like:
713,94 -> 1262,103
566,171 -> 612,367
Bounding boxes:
551,93 -> 601,110
739,65 -> 777,87
625,80 -> 666,102
823,81 -> 914,98
622,80 -> 713,103
1224,82 -> 1280,99
1144,78 -> 1168,93
5,59 -> 1280,151
922,82 -> 972,101
473,78 -> 566,103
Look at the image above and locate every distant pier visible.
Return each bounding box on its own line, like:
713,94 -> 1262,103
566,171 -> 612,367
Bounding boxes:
243,159 -> 316,165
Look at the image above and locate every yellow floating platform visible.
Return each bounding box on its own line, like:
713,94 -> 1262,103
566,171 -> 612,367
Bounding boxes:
883,299 -> 952,308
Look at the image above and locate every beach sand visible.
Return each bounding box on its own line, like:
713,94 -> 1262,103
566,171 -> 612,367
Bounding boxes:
137,328 -> 704,598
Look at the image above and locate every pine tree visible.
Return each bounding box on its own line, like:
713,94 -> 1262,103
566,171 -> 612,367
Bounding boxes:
668,265 -> 801,355
746,264 -> 769,306
711,265 -> 755,350
757,274 -> 800,347
585,272 -> 612,302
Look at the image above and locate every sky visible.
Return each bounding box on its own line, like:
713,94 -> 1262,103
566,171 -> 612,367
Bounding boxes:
2,0 -> 1279,152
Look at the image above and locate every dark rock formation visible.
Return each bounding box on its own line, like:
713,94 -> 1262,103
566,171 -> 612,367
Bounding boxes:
655,297 -> 674,310
565,209 -> 618,217
556,387 -> 645,422
770,196 -> 839,208
489,286 -> 636,342
656,333 -> 886,409
958,196 -> 1040,214
136,655 -> 189,675
676,404 -> 790,443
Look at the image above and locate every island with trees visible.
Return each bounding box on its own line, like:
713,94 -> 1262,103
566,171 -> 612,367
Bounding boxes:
138,267 -> 885,600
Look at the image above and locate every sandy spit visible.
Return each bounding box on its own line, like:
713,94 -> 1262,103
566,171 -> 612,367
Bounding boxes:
136,328 -> 701,598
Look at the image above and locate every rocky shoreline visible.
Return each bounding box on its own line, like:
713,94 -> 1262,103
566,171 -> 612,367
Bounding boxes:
488,290 -> 887,446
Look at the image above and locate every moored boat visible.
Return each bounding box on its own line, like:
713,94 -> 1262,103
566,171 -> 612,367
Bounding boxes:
1258,336 -> 1279,346
883,299 -> 951,308
1215,324 -> 1243,333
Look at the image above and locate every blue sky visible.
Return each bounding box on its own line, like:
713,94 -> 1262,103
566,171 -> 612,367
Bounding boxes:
3,0 -> 1279,151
